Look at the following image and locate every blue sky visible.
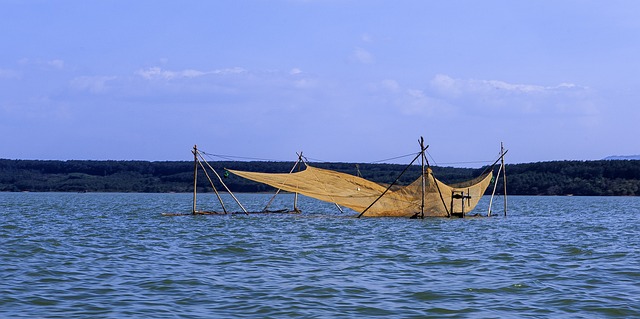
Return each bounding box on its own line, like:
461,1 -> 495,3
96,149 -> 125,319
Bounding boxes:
1,1 -> 639,166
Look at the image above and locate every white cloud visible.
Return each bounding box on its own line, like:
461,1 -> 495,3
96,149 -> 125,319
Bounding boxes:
428,74 -> 594,116
380,79 -> 400,92
70,76 -> 116,93
293,78 -> 317,89
398,89 -> 446,115
48,59 -> 65,69
351,48 -> 374,64
14,58 -> 65,70
132,65 -> 317,94
432,74 -> 585,96
135,67 -> 197,80
370,79 -> 453,116
212,67 -> 247,75
430,74 -> 462,97
136,66 -> 248,80
0,69 -> 20,79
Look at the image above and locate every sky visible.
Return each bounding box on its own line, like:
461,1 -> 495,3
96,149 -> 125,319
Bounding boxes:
1,1 -> 639,166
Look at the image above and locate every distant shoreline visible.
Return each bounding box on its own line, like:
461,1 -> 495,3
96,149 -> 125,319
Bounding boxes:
1,158 -> 639,196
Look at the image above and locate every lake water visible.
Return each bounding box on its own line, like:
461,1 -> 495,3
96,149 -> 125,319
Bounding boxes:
1,192 -> 639,318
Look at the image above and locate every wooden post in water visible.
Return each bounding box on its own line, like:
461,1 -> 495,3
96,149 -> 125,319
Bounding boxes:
461,190 -> 465,218
293,152 -> 302,213
420,137 -> 426,219
192,145 -> 198,214
488,163 -> 503,217
501,142 -> 508,216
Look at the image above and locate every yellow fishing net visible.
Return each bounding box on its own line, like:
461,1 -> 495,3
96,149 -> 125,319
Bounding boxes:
227,165 -> 493,217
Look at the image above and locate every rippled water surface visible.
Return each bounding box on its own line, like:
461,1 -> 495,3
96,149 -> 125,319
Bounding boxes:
1,192 -> 639,318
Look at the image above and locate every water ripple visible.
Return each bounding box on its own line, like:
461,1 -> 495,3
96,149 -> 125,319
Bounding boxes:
1,193 -> 639,318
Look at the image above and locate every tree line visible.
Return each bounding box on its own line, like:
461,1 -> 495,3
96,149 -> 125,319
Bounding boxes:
0,158 -> 638,196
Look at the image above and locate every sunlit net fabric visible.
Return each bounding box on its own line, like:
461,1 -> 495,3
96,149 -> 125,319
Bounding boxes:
228,165 -> 493,217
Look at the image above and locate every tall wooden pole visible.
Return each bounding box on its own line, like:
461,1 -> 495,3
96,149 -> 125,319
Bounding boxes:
420,137 -> 426,219
488,163 -> 503,217
192,145 -> 198,214
501,142 -> 507,216
293,152 -> 302,212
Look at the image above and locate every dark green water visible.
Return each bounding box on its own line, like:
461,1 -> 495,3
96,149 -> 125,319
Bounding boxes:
1,193 -> 639,318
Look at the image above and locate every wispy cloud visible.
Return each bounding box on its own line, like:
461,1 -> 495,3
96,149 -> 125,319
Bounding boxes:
370,79 -> 453,116
380,79 -> 400,92
0,68 -> 20,79
135,66 -> 246,80
429,74 -> 595,116
136,67 -> 205,80
132,66 -> 319,95
70,76 -> 117,93
431,74 -> 583,96
47,59 -> 65,69
16,58 -> 65,70
351,48 -> 374,64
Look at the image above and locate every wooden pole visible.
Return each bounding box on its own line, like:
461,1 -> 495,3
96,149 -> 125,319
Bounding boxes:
461,191 -> 465,217
263,155 -> 303,211
198,153 -> 249,214
431,167 -> 450,218
197,160 -> 228,213
450,191 -> 454,218
192,145 -> 198,214
420,137 -> 426,219
293,152 -> 302,212
488,163 -> 503,216
357,146 -> 425,218
501,142 -> 508,216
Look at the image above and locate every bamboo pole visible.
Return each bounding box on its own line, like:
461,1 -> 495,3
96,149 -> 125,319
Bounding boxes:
294,152 -> 302,212
357,144 -> 426,218
420,137 -> 426,219
198,153 -> 249,214
488,163 -> 503,216
461,191 -> 465,217
197,160 -> 228,213
192,145 -> 198,214
450,191 -> 454,218
263,155 -> 303,211
501,142 -> 508,216
432,169 -> 450,218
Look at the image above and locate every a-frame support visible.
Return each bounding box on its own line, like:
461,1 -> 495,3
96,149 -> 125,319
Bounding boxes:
359,136 -> 429,218
488,142 -> 508,217
191,145 -> 248,215
262,152 -> 305,213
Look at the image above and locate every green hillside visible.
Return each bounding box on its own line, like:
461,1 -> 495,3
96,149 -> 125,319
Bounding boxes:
0,159 -> 638,196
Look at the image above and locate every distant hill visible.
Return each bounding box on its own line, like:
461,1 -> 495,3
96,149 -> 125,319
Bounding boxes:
1,158 -> 639,196
604,155 -> 640,160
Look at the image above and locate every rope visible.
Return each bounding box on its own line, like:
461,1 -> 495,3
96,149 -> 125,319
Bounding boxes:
262,153 -> 303,211
369,153 -> 416,164
196,159 -> 228,213
200,151 -> 281,162
197,152 -> 249,214
303,152 -> 416,164
202,148 -> 495,167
